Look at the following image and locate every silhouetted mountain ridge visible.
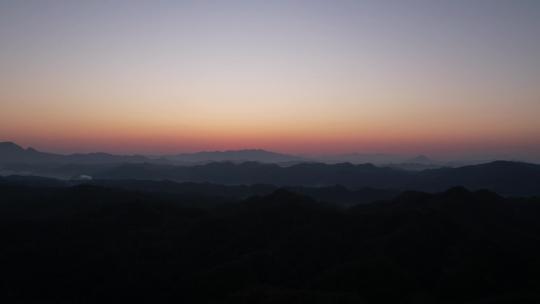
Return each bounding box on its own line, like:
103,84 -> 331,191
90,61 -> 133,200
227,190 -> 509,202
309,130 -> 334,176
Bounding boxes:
164,149 -> 305,163
0,175 -> 399,206
93,160 -> 540,196
0,141 -> 307,166
0,141 -> 148,164
1,183 -> 539,303
3,142 -> 540,196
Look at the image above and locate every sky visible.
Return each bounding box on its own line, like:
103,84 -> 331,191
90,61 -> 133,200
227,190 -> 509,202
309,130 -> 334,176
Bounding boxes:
0,0 -> 539,160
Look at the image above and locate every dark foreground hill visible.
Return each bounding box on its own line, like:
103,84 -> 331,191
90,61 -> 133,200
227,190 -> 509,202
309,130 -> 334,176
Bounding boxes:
0,175 -> 399,206
1,183 -> 539,303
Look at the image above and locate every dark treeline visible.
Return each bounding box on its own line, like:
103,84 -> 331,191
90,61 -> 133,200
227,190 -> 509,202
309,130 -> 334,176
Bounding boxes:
1,182 -> 540,303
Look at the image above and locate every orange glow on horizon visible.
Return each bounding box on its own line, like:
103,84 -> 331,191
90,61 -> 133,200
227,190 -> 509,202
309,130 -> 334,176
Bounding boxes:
1,2 -> 539,160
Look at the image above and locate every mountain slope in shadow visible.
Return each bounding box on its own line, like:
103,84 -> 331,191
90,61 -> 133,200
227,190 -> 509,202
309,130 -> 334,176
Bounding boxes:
0,175 -> 399,206
96,160 -> 540,196
1,183 -> 539,303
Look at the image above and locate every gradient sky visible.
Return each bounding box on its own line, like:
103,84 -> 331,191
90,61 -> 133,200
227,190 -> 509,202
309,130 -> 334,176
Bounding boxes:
1,0 -> 539,160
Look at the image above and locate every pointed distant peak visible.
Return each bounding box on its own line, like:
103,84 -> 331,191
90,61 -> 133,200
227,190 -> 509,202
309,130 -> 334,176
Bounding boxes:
0,141 -> 20,146
0,141 -> 24,151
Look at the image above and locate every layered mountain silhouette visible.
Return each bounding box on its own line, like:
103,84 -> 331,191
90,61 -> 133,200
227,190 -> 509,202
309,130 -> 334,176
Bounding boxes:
2,141 -> 540,196
86,160 -> 540,196
2,141 -> 540,303
0,141 -> 148,164
1,141 -> 436,166
0,142 -> 304,165
1,183 -> 539,303
0,175 -> 399,206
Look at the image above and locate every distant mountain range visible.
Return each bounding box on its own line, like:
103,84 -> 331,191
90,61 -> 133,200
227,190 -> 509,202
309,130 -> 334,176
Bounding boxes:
315,152 -> 408,164
0,141 -> 482,168
0,141 -> 148,164
0,141 -> 437,166
3,141 -> 540,196
0,142 -> 305,165
163,149 -> 305,164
